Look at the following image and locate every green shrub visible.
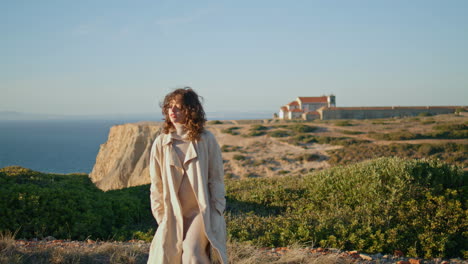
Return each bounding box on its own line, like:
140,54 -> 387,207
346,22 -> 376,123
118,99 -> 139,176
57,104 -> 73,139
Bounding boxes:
287,134 -> 368,147
421,119 -> 435,125
315,136 -> 368,146
338,130 -> 364,135
288,134 -> 316,145
455,107 -> 465,115
371,120 -> 388,125
432,123 -> 467,131
418,112 -> 432,117
268,130 -> 292,138
208,120 -> 223,125
368,130 -> 421,140
334,120 -> 353,126
252,159 -> 267,166
233,154 -> 247,161
417,144 -> 442,155
426,130 -> 468,139
221,127 -> 241,135
221,145 -> 242,152
250,125 -> 268,131
295,153 -> 320,162
368,125 -> 467,140
245,130 -> 266,137
0,166 -> 154,241
287,124 -> 317,133
226,157 -> 467,258
327,142 -> 467,168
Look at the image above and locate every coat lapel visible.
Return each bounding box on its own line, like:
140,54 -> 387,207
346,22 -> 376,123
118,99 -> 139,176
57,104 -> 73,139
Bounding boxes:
183,141 -> 198,168
162,133 -> 184,170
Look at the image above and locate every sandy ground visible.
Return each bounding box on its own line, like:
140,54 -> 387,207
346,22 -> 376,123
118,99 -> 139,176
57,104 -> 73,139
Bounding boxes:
207,124 -> 341,179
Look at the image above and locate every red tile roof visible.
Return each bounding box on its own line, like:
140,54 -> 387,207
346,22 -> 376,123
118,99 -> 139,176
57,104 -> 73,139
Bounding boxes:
280,106 -> 288,111
305,111 -> 320,115
287,101 -> 299,106
319,106 -> 459,111
290,109 -> 303,112
298,96 -> 328,104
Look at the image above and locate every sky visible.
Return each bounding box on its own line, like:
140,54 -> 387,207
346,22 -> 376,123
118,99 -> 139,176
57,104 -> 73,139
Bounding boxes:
2,0 -> 467,118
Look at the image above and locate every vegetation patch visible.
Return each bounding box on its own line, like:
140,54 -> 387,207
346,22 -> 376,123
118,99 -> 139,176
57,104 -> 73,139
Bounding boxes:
226,157 -> 467,258
233,154 -> 248,161
418,112 -> 433,117
268,130 -> 293,138
334,120 -> 353,126
432,123 -> 467,131
370,119 -> 389,125
221,145 -> 243,152
421,119 -> 435,125
250,125 -> 269,131
368,130 -> 420,140
327,142 -> 467,168
338,130 -> 364,135
287,134 -> 369,146
287,124 -> 317,133
221,126 -> 241,135
368,124 -> 467,140
0,166 -> 154,241
208,120 -> 223,125
295,153 -> 321,162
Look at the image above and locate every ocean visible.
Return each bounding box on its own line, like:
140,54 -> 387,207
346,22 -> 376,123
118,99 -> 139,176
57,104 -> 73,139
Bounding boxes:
0,119 -> 147,174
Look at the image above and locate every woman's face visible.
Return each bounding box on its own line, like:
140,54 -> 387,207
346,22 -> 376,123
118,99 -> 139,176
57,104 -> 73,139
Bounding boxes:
168,97 -> 186,124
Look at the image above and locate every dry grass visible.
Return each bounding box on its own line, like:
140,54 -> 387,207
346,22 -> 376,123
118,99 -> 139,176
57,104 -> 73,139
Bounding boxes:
1,234 -> 359,264
227,241 -> 354,264
0,235 -> 149,264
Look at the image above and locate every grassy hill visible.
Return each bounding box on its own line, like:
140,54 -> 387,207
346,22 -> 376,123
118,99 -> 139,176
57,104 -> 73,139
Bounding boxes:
1,157 -> 466,259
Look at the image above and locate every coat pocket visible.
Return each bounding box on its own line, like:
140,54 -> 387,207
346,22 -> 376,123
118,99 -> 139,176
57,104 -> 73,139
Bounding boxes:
214,201 -> 225,215
211,202 -> 224,232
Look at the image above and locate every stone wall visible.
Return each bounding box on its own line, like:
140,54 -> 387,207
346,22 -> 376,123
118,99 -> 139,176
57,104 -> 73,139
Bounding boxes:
318,106 -> 457,120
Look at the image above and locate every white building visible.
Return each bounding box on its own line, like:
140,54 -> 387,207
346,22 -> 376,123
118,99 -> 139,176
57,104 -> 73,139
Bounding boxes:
278,95 -> 336,120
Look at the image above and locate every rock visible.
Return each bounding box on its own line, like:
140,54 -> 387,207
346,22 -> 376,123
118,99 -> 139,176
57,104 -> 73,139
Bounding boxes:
394,250 -> 404,257
89,122 -> 161,190
359,253 -> 373,261
396,261 -> 410,264
409,258 -> 421,264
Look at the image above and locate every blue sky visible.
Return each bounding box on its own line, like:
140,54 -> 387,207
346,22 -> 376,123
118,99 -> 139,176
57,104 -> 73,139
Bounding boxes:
2,0 -> 467,117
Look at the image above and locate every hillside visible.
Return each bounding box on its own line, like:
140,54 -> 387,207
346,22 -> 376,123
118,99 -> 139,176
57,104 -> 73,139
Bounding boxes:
88,113 -> 467,191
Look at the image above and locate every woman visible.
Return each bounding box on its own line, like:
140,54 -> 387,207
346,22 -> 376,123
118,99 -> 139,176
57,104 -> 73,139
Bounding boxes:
147,87 -> 227,264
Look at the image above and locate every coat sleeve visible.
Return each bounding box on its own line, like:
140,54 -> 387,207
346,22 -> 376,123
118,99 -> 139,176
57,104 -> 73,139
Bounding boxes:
207,132 -> 226,215
149,136 -> 165,224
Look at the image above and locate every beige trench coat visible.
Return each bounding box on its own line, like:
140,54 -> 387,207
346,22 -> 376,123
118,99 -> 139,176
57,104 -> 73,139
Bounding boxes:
147,130 -> 227,264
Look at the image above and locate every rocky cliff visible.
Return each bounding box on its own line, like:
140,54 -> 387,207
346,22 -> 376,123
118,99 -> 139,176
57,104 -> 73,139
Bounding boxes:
89,121 -> 161,191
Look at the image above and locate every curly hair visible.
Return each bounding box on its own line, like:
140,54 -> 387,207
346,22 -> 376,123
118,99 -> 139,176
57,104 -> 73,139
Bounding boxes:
160,87 -> 206,141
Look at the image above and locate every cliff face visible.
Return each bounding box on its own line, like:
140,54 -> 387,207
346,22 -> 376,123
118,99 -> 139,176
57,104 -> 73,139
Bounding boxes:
89,121 -> 161,191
